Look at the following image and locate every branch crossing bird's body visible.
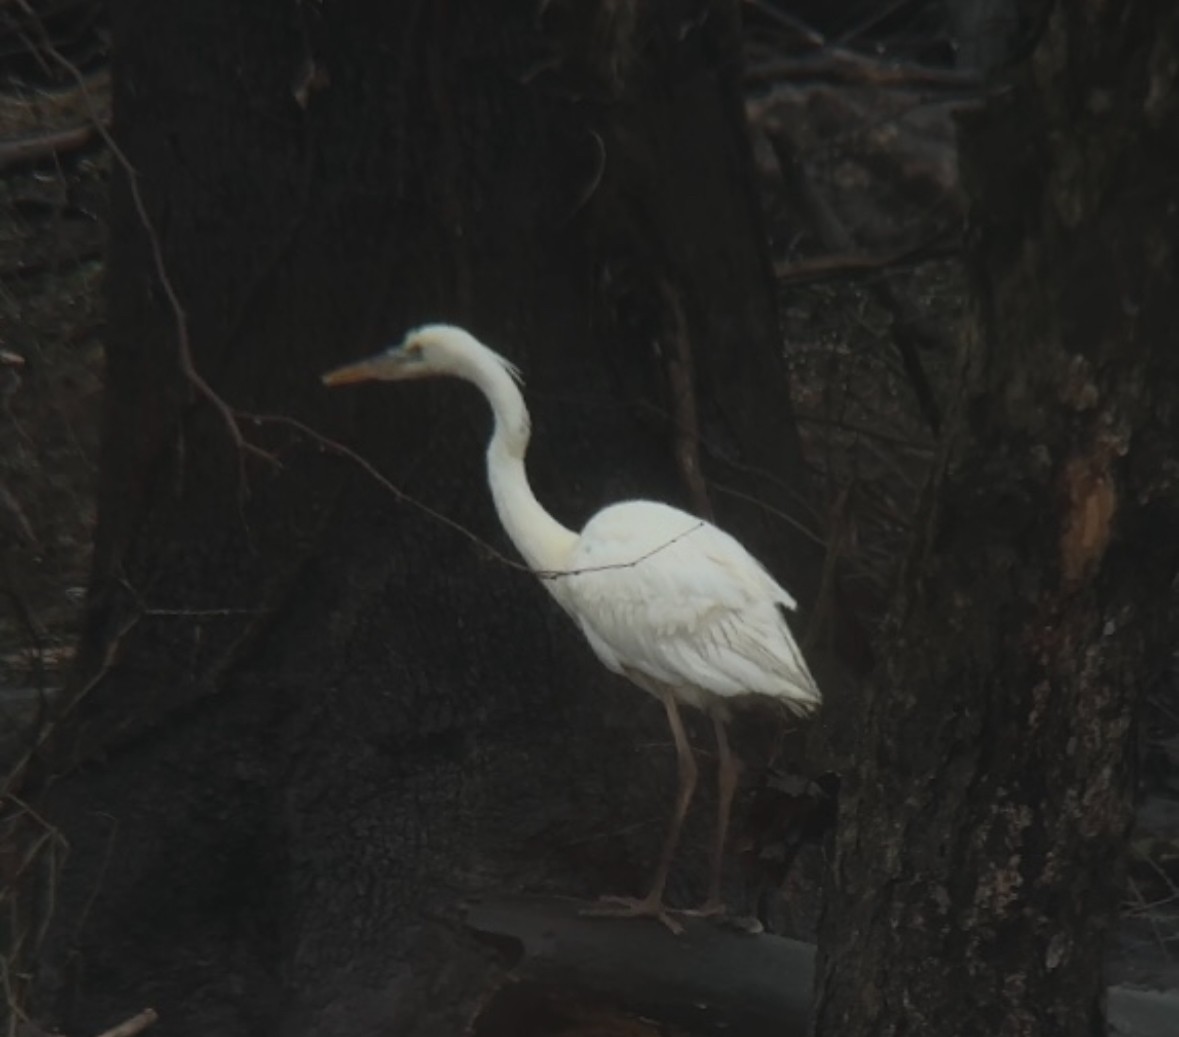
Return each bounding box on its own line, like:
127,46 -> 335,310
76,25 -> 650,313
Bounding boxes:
555,500 -> 818,716
324,324 -> 820,931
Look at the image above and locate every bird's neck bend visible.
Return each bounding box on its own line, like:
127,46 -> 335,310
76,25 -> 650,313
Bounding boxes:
468,354 -> 578,577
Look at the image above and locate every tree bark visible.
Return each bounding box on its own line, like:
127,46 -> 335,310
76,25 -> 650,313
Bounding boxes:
815,3 -> 1179,1035
6,2 -> 818,1035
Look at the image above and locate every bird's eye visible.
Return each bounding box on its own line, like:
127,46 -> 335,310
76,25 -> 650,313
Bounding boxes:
405,341 -> 424,358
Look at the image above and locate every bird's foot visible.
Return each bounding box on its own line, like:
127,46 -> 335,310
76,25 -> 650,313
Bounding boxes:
581,894 -> 685,935
678,900 -> 764,934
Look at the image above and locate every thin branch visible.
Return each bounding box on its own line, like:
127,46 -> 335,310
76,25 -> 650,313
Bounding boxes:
832,0 -> 924,47
747,48 -> 983,93
95,1008 -> 159,1037
0,612 -> 139,802
250,413 -> 709,581
1132,842 -> 1179,903
773,233 -> 961,285
0,553 -> 48,690
629,398 -> 824,528
140,607 -> 267,617
1125,875 -> 1175,962
794,411 -> 934,451
0,122 -> 101,170
251,413 -> 529,571
539,522 -> 707,581
742,0 -> 825,50
711,482 -> 826,548
0,822 -> 58,902
558,130 -> 606,225
14,0 -> 276,482
658,275 -> 714,520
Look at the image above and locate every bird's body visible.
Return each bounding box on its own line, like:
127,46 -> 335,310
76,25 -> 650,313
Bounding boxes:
324,324 -> 820,931
555,500 -> 818,715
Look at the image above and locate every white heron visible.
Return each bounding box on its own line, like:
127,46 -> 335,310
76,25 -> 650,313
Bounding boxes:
323,324 -> 820,932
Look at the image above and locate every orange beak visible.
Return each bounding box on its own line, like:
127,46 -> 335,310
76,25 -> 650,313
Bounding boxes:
321,357 -> 383,387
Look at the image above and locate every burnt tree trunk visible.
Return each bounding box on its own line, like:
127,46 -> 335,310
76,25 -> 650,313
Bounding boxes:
6,2 -> 819,1036
815,3 -> 1179,1036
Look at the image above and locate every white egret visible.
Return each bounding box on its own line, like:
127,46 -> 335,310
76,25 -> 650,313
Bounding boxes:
323,324 -> 820,932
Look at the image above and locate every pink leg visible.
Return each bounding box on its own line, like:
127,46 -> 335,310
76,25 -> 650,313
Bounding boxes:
587,690 -> 697,934
684,713 -> 740,917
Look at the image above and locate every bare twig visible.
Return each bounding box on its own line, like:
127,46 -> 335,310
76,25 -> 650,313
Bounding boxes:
140,607 -> 267,618
0,795 -> 66,890
711,482 -> 826,548
0,792 -> 68,1030
250,414 -> 707,581
794,412 -> 934,451
1125,874 -> 1175,962
0,122 -> 101,170
1131,842 -> 1179,901
658,276 -> 714,520
251,412 -> 529,571
0,551 -> 48,689
742,0 -> 825,50
70,812 -> 117,961
538,521 -> 708,581
833,0 -> 923,47
14,0 -> 276,485
747,48 -> 982,93
0,612 -> 139,802
629,398 -> 823,527
94,1008 -> 159,1037
559,130 -> 606,225
773,234 -> 960,285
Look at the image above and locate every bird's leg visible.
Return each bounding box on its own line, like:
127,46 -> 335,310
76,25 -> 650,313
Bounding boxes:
647,692 -> 699,902
587,691 -> 697,934
682,713 -> 740,918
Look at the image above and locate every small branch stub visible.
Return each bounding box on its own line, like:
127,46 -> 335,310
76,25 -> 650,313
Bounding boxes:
94,1008 -> 158,1037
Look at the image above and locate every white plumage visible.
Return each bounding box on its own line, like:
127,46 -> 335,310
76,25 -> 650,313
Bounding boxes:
323,323 -> 820,931
558,501 -> 818,714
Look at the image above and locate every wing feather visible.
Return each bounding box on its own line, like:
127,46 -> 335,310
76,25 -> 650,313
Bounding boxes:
554,501 -> 820,714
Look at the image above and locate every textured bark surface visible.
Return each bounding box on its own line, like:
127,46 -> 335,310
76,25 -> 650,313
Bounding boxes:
7,2 -> 818,1035
815,3 -> 1179,1035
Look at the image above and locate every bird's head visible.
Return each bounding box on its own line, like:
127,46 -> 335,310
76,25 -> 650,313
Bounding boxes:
322,324 -> 520,388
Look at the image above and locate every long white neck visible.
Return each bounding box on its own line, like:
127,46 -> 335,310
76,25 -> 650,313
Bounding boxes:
462,349 -> 578,577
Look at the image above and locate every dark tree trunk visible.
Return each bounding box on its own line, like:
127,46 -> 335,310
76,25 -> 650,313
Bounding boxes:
815,3 -> 1179,1035
6,2 -> 818,1035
